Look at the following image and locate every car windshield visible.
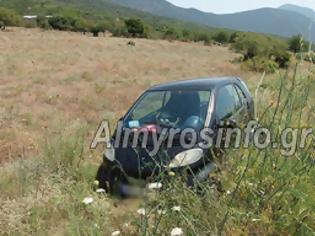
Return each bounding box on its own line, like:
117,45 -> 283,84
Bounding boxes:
125,90 -> 211,129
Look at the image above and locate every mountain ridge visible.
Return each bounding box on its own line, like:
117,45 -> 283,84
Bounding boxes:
111,0 -> 315,40
279,4 -> 315,20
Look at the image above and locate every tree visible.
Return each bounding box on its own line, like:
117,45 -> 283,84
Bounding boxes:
0,7 -> 21,26
89,22 -> 110,37
90,24 -> 100,37
288,35 -> 303,53
124,18 -> 144,37
48,16 -> 77,31
233,39 -> 260,60
74,19 -> 91,34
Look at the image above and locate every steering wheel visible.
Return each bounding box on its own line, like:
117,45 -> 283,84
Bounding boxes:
156,111 -> 180,128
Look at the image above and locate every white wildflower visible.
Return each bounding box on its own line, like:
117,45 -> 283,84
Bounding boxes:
96,188 -> 106,193
111,230 -> 121,236
171,227 -> 183,236
82,197 -> 93,205
171,206 -> 181,212
147,182 -> 162,190
157,209 -> 166,215
168,171 -> 176,176
137,208 -> 146,216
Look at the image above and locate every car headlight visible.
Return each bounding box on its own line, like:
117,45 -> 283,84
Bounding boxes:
104,145 -> 115,162
169,148 -> 203,168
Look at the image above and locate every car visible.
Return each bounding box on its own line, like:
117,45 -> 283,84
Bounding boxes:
96,77 -> 255,196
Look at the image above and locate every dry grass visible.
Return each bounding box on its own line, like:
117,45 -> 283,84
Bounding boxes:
0,27 -> 263,163
0,27 -> 249,234
3,28 -> 312,162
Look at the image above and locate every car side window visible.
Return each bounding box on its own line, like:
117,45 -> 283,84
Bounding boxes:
216,84 -> 241,120
199,91 -> 211,120
234,84 -> 247,107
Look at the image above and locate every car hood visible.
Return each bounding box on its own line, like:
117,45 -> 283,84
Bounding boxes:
113,146 -> 185,178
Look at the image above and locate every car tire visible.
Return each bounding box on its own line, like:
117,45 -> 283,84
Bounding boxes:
108,169 -> 126,199
96,163 -> 109,192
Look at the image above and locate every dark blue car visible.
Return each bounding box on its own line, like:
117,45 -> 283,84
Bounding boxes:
96,77 -> 255,196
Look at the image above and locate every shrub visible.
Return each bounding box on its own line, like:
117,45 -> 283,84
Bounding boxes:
194,33 -> 211,44
90,25 -> 100,37
111,20 -> 128,37
243,56 -> 279,73
73,18 -> 92,33
213,31 -> 229,44
163,27 -> 180,40
271,48 -> 290,68
181,29 -> 192,41
232,38 -> 260,60
288,34 -> 304,53
231,33 -> 290,72
48,16 -> 77,31
229,32 -> 239,43
36,16 -> 51,29
0,20 -> 6,30
89,21 -> 114,36
124,18 -> 145,37
0,7 -> 21,26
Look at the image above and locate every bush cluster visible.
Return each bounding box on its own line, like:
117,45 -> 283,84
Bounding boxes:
288,34 -> 314,53
124,18 -> 145,37
0,7 -> 21,27
231,33 -> 290,73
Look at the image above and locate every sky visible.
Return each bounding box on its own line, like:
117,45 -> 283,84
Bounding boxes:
167,0 -> 315,14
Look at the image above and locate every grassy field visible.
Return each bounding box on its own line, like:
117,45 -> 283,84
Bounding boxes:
0,28 -> 314,235
0,27 -> 255,164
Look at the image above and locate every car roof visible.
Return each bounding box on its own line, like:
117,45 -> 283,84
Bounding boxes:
148,77 -> 240,91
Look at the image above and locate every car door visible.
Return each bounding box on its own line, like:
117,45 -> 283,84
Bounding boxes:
213,84 -> 244,153
215,84 -> 243,126
233,83 -> 250,127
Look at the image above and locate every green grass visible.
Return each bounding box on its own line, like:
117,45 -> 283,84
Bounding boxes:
0,122 -> 114,235
133,66 -> 315,235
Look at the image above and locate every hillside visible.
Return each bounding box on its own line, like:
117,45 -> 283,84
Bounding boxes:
111,0 -> 315,40
1,0 -> 314,40
0,0 -> 216,35
279,4 -> 315,20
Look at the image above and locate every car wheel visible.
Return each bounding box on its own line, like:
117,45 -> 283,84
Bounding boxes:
108,169 -> 126,199
96,163 -> 109,192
